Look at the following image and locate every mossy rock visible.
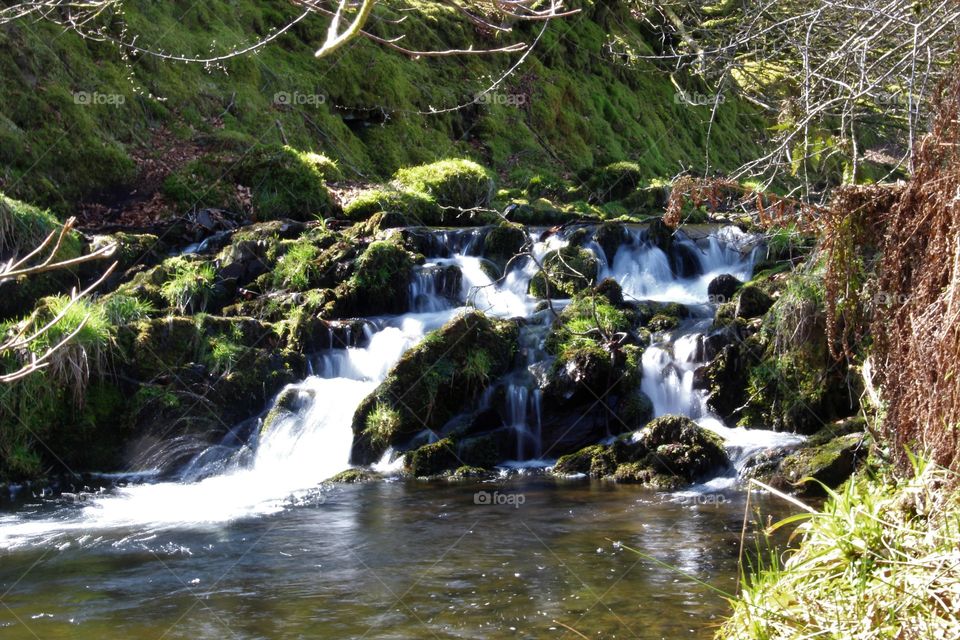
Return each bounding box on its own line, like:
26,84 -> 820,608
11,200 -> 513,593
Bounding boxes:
707,274 -> 743,305
553,444 -> 620,477
405,438 -> 459,477
635,415 -> 729,482
735,284 -> 774,318
450,465 -> 489,479
393,159 -> 495,212
483,222 -> 526,267
342,187 -> 442,225
589,161 -> 644,202
163,145 -> 335,221
328,468 -> 382,483
325,239 -> 414,317
612,463 -> 686,489
594,222 -> 628,264
775,432 -> 866,496
529,245 -> 599,298
350,311 -> 518,464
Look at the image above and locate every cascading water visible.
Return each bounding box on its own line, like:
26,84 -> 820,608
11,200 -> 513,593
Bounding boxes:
0,223 -> 800,549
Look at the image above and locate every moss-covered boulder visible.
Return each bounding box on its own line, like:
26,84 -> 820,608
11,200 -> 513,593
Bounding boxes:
589,162 -> 643,202
325,240 -> 414,317
774,432 -> 866,496
393,159 -> 495,212
594,222 -> 629,264
350,311 -> 518,464
707,274 -> 743,304
635,415 -> 729,481
735,284 -> 774,318
529,245 -> 599,298
342,187 -> 442,225
553,444 -> 621,477
405,438 -> 459,477
162,145 -> 336,221
328,468 -> 383,483
483,222 -> 527,267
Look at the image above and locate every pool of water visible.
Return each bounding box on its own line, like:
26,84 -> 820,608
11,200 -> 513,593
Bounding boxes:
0,477 -> 793,639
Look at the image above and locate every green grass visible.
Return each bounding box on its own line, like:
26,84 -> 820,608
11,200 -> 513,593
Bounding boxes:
722,456 -> 960,639
160,258 -> 218,313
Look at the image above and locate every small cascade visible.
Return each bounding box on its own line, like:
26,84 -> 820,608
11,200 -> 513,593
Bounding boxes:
409,263 -> 461,312
641,326 -> 804,484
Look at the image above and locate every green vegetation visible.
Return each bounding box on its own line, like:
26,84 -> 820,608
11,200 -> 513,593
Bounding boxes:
272,242 -> 321,291
529,245 -> 599,298
724,458 -> 960,639
160,258 -> 219,314
393,159 -> 495,211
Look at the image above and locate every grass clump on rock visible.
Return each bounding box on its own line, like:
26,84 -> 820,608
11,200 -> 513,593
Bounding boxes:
393,159 -> 495,212
529,245 -> 599,299
160,257 -> 218,314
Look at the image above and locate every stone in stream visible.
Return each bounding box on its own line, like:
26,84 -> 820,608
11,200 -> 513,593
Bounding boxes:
551,415 -> 729,488
707,273 -> 743,304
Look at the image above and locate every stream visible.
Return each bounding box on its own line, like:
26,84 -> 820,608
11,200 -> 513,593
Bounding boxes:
0,224 -> 803,638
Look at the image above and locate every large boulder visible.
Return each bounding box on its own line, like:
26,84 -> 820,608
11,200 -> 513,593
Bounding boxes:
350,311 -> 518,464
324,240 -> 414,317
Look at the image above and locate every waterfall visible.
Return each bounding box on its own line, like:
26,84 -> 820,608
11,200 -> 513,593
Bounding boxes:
0,223 -> 802,548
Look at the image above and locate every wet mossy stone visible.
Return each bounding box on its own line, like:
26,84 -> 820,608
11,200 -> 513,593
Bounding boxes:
553,444 -> 620,477
528,245 -> 599,299
775,432 -> 866,496
405,438 -> 459,477
350,311 -> 519,464
612,463 -> 686,489
594,222 -> 628,264
325,240 -> 414,317
707,274 -> 743,304
450,465 -> 489,479
735,284 -> 774,319
328,468 -> 382,483
593,278 -> 624,306
393,159 -> 495,212
645,218 -> 674,254
703,343 -> 752,423
483,223 -> 526,267
635,415 -> 729,482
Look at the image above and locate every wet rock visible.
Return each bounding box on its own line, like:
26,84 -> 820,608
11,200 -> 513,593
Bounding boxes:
325,240 -> 414,317
735,284 -> 774,318
772,431 -> 867,496
707,274 -> 743,304
328,468 -> 383,483
594,222 -> 628,264
635,415 -> 729,481
350,311 -> 518,464
405,438 -> 459,477
528,245 -> 599,299
483,222 -> 527,267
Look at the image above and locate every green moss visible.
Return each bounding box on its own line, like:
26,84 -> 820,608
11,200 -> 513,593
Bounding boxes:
529,245 -> 599,299
589,161 -> 644,202
405,437 -> 458,477
483,222 -> 527,266
553,444 -> 619,477
328,468 -> 382,483
163,145 -> 335,221
351,311 -> 517,464
326,239 -> 414,317
393,159 -> 495,211
342,187 -> 441,224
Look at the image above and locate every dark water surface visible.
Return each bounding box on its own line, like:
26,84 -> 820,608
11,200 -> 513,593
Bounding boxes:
0,477 -> 793,639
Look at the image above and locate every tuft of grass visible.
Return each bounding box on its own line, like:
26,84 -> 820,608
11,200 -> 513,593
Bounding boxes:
160,258 -> 218,314
722,457 -> 960,639
103,294 -> 155,325
272,242 -> 321,291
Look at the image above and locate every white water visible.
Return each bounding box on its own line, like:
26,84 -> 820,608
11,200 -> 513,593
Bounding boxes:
1,224 -> 800,548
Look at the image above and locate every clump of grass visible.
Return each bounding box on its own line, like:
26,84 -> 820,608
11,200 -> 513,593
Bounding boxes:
33,295 -> 115,406
0,192 -> 82,258
364,402 -> 402,449
103,293 -> 155,325
160,258 -> 218,313
207,337 -> 245,377
723,456 -> 960,639
272,242 -> 321,291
